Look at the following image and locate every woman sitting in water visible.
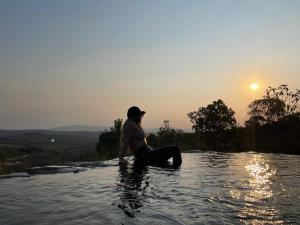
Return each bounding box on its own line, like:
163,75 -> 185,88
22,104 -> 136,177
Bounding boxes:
119,106 -> 182,167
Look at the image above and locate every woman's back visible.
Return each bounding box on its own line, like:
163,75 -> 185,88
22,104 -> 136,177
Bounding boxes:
121,119 -> 147,152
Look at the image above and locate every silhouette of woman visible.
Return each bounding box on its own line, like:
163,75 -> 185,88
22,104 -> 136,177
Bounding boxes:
119,106 -> 182,167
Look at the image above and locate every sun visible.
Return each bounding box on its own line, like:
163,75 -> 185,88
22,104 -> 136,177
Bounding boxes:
250,83 -> 259,91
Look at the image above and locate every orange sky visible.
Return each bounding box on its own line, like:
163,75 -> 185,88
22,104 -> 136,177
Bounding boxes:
0,1 -> 299,129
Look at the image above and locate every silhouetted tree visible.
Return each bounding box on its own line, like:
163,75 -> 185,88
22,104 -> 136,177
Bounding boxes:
157,120 -> 184,145
265,84 -> 300,115
146,133 -> 159,147
246,98 -> 286,125
187,100 -> 237,151
157,120 -> 176,139
187,99 -> 237,134
146,120 -> 199,150
111,118 -> 123,133
246,84 -> 300,126
96,119 -> 123,158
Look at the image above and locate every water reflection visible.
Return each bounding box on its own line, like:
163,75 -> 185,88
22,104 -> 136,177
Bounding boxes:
244,155 -> 276,201
114,163 -> 149,218
231,154 -> 285,224
0,152 -> 299,225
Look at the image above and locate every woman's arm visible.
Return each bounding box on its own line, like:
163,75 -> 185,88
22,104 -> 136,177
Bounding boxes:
119,123 -> 134,164
119,138 -> 129,160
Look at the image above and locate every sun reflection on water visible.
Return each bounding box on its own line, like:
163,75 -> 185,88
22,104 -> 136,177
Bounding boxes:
230,154 -> 285,225
244,155 -> 276,201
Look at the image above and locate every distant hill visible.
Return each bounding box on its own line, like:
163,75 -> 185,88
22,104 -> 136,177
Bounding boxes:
0,125 -> 190,135
0,129 -> 101,145
51,125 -> 163,133
51,125 -> 109,132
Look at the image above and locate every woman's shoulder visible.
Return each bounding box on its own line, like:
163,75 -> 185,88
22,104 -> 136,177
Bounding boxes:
123,119 -> 137,131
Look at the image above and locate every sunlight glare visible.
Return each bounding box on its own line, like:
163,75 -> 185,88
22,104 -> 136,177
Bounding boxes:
250,83 -> 259,91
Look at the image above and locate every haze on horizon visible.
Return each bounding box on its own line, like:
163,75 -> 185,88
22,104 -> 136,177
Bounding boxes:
0,0 -> 299,130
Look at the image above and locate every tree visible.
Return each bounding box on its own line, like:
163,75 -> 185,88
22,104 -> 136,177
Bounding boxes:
158,120 -> 175,137
246,84 -> 300,126
157,120 -> 184,145
187,99 -> 237,134
96,119 -> 123,157
246,98 -> 285,125
265,84 -> 300,115
147,120 -> 202,150
110,118 -> 123,134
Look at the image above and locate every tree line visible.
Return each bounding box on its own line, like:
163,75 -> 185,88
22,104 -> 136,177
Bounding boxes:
96,84 -> 300,157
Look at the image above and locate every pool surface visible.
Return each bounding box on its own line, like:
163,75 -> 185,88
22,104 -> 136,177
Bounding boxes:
0,151 -> 299,225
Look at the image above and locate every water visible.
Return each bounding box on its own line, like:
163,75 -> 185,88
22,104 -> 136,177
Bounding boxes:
0,151 -> 299,225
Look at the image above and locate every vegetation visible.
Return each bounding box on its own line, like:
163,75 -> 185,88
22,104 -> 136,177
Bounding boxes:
187,99 -> 237,134
96,119 -> 122,160
243,84 -> 300,153
147,120 -> 204,150
1,84 -> 299,175
96,84 -> 300,157
187,99 -> 238,151
0,131 -> 99,175
246,85 -> 300,125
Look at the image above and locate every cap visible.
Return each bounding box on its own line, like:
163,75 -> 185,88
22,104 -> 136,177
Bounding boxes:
127,106 -> 146,118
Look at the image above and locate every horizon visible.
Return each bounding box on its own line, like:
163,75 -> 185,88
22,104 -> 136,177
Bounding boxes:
0,124 -> 192,132
1,0 -> 300,129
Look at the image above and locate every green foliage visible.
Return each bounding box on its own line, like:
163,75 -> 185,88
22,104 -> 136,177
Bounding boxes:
96,119 -> 123,158
187,99 -> 237,134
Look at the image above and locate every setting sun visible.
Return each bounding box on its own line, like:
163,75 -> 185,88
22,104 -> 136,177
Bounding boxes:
250,83 -> 259,91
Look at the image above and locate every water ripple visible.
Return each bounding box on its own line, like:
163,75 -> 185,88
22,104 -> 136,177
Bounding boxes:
0,152 -> 299,225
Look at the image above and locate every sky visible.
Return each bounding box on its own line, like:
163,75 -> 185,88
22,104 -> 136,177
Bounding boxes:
0,0 -> 300,129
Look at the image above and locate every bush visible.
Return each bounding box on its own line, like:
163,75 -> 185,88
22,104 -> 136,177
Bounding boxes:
96,119 -> 122,159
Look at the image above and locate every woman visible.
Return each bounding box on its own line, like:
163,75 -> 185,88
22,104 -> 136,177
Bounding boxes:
119,106 -> 182,167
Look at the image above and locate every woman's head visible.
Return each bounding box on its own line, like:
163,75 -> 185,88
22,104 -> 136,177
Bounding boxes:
127,106 -> 146,124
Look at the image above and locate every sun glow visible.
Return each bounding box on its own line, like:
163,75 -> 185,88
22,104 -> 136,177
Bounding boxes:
250,83 -> 259,91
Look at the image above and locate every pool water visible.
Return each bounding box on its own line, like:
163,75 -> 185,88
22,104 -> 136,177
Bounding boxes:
0,151 -> 299,225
